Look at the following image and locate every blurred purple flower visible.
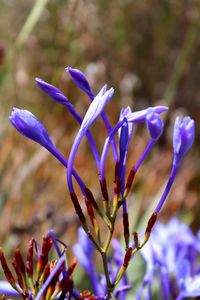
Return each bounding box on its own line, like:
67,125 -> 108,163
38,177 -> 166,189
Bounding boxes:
0,281 -> 20,297
138,219 -> 200,300
73,228 -> 100,296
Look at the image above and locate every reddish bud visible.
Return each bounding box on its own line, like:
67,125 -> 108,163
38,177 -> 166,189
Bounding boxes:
37,236 -> 53,279
67,257 -> 78,277
123,212 -> 130,239
125,169 -> 135,190
84,187 -> 98,210
26,239 -> 34,277
123,247 -> 132,268
0,248 -> 15,286
145,212 -> 157,235
14,249 -> 26,274
133,232 -> 139,248
70,192 -> 86,224
12,258 -> 24,290
85,199 -> 95,226
99,178 -> 109,202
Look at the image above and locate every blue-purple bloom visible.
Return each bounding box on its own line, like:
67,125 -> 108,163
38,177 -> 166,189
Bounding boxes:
173,116 -> 195,167
66,66 -> 94,99
36,77 -> 71,106
9,107 -> 86,194
6,66 -> 196,299
67,85 -> 114,193
155,116 -> 195,214
9,108 -> 54,149
138,219 -> 200,300
145,109 -> 163,140
36,77 -> 101,169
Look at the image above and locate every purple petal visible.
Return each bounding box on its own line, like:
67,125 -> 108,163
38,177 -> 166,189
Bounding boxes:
9,108 -> 54,149
35,78 -> 70,106
146,109 -> 163,140
66,66 -> 93,99
173,116 -> 195,166
127,106 -> 168,123
0,281 -> 20,297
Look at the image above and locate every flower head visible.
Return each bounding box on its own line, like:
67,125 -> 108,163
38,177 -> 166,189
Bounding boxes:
80,85 -> 114,134
127,106 -> 168,123
66,66 -> 94,99
9,108 -> 54,149
35,77 -> 70,106
146,109 -> 163,140
173,116 -> 195,166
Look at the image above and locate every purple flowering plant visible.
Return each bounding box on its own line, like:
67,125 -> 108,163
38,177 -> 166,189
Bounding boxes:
0,66 -> 195,299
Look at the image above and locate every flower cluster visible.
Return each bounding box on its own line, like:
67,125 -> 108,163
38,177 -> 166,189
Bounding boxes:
0,66 -> 195,299
138,218 -> 200,300
0,232 -> 78,299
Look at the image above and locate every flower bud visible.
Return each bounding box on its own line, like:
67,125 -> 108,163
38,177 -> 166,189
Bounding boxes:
9,108 -> 54,149
173,116 -> 195,166
66,66 -> 93,98
146,110 -> 163,140
35,78 -> 69,106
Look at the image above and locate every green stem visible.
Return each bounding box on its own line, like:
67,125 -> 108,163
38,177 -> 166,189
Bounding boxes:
101,252 -> 112,292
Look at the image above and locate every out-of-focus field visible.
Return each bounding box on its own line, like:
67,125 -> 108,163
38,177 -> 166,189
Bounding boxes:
0,0 -> 200,270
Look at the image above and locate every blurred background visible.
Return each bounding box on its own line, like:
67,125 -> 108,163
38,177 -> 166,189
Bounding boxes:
0,0 -> 200,295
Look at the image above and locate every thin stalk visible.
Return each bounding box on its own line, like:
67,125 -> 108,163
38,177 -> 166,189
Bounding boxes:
101,252 -> 112,296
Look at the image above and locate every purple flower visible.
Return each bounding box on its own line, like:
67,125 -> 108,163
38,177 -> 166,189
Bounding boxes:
36,77 -> 100,169
36,78 -> 71,106
138,219 -> 200,300
155,116 -> 194,214
9,108 -> 54,149
9,108 -> 86,193
0,281 -> 20,297
100,106 -> 167,184
67,66 -> 118,161
73,228 -> 100,296
145,109 -> 163,140
66,66 -> 94,99
173,116 -> 195,167
126,106 -> 168,123
79,85 -> 114,134
67,85 -> 114,193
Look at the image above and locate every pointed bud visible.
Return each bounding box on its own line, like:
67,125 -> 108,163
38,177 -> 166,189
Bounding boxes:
173,116 -> 195,166
80,86 -> 114,134
127,106 -> 168,123
35,78 -> 70,106
14,249 -> 26,275
123,247 -> 132,268
145,212 -> 157,237
9,108 -> 54,149
119,119 -> 129,153
0,249 -> 16,287
26,239 -> 34,278
66,66 -> 93,98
